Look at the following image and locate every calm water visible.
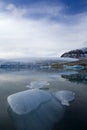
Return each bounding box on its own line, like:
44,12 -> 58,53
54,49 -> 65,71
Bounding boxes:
0,68 -> 87,130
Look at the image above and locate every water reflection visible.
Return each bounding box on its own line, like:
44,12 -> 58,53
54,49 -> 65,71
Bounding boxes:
49,71 -> 78,81
61,71 -> 87,85
7,89 -> 65,130
1,68 -> 86,130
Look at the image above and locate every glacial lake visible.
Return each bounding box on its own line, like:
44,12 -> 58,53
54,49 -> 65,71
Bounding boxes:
0,68 -> 87,130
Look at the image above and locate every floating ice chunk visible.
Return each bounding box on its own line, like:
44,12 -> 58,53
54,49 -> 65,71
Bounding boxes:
7,89 -> 51,115
7,89 -> 65,130
64,65 -> 84,70
54,90 -> 75,106
26,81 -> 50,89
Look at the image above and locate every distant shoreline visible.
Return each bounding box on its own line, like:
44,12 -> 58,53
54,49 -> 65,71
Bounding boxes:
51,58 -> 87,70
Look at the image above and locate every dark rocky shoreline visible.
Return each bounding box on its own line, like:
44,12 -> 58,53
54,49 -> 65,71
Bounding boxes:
51,59 -> 87,70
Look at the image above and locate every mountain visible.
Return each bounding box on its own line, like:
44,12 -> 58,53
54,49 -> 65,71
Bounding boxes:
61,48 -> 87,58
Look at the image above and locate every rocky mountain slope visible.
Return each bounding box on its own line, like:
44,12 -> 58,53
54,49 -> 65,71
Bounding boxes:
61,48 -> 87,58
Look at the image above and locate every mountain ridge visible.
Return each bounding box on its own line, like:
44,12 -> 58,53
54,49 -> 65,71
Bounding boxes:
61,48 -> 87,58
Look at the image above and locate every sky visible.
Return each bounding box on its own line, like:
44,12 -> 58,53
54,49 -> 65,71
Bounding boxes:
0,0 -> 87,58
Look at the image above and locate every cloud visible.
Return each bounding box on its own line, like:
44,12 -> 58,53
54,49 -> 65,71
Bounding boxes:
0,1 -> 65,18
0,1 -> 87,58
6,4 -> 27,17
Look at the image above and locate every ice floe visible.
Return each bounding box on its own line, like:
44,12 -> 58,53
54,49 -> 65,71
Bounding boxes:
7,88 -> 75,130
7,89 -> 51,115
26,81 -> 50,89
54,90 -> 75,106
7,89 -> 65,130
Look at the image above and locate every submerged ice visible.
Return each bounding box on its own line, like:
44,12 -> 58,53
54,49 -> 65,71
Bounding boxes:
7,89 -> 65,130
26,81 -> 50,89
54,90 -> 75,106
7,89 -> 51,115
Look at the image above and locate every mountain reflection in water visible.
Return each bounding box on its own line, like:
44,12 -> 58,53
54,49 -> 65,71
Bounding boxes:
61,71 -> 87,85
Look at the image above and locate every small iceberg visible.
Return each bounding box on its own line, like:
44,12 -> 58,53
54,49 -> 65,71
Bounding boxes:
64,65 -> 84,70
40,65 -> 51,69
54,90 -> 75,106
7,89 -> 65,130
26,81 -> 50,89
7,89 -> 52,115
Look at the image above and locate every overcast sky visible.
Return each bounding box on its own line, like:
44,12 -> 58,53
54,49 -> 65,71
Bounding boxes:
0,0 -> 87,58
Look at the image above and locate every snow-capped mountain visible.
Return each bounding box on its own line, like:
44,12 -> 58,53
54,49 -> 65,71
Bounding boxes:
61,48 -> 87,58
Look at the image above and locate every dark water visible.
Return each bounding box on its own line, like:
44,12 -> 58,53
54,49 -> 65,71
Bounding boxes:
0,68 -> 87,130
